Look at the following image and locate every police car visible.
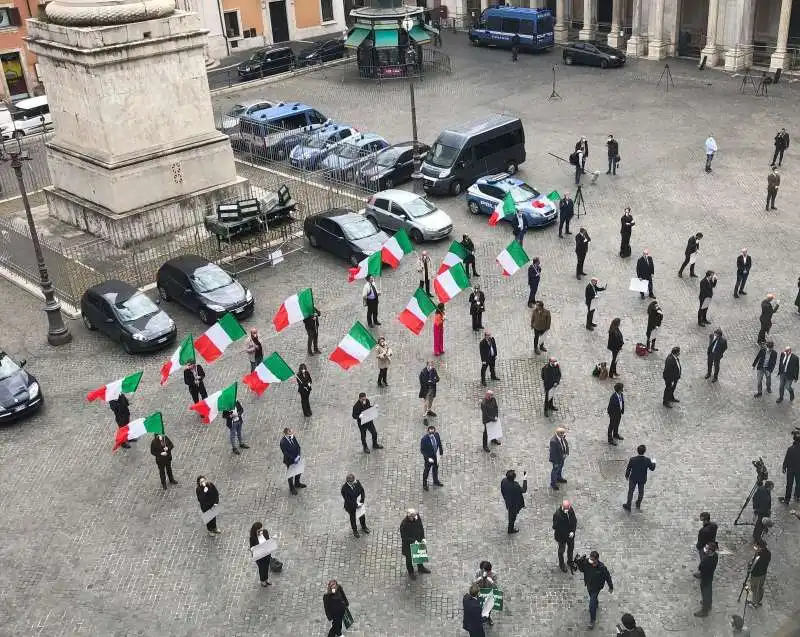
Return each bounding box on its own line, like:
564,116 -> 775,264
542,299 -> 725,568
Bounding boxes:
465,174 -> 558,227
289,123 -> 358,170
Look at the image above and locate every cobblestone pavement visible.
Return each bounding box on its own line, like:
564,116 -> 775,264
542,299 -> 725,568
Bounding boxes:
2,37 -> 800,637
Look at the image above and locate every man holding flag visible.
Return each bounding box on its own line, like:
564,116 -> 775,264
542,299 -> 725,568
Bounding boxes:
362,275 -> 381,328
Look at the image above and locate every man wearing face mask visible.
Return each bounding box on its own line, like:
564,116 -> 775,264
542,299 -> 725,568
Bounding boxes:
196,475 -> 220,535
400,508 -> 430,579
693,541 -> 718,617
606,134 -> 619,176
351,392 -> 383,454
280,428 -> 307,495
552,500 -> 577,572
420,424 -> 444,491
500,469 -> 527,533
183,361 -> 207,406
577,550 -> 613,629
340,473 -> 369,538
150,433 -> 178,490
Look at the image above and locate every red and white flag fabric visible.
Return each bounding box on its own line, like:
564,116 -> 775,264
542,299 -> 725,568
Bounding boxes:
434,262 -> 470,304
160,334 -> 195,385
113,412 -> 164,451
437,241 -> 468,275
242,352 -> 294,396
380,229 -> 413,268
273,288 -> 315,332
348,252 -> 382,283
194,313 -> 246,363
496,240 -> 530,277
329,322 -> 377,370
87,370 -> 143,402
189,382 -> 238,424
398,288 -> 437,335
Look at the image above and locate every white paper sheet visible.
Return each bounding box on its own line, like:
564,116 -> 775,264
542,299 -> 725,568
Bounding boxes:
549,384 -> 559,398
689,253 -> 697,265
287,457 -> 305,478
629,278 -> 649,293
251,538 -> 278,561
270,249 -> 284,265
356,504 -> 366,519
485,419 -> 503,441
200,504 -> 219,524
701,297 -> 711,310
358,406 -> 378,423
481,592 -> 495,617
590,298 -> 597,311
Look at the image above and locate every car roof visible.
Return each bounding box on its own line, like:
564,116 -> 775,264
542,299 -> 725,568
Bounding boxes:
315,207 -> 359,221
439,114 -> 521,141
245,102 -> 319,121
234,99 -> 273,108
255,45 -> 292,54
484,5 -> 551,17
476,173 -> 523,187
162,254 -> 213,272
374,189 -> 423,203
344,133 -> 384,145
87,279 -> 139,301
14,95 -> 48,111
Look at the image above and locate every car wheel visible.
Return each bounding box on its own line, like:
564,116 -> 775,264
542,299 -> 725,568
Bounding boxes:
505,161 -> 518,175
82,312 -> 96,331
157,284 -> 171,301
307,232 -> 320,248
600,59 -> 608,69
410,229 -> 424,244
467,200 -> 481,215
122,338 -> 134,355
449,180 -> 462,196
471,38 -> 480,47
564,55 -> 573,65
199,308 -> 213,325
349,253 -> 361,266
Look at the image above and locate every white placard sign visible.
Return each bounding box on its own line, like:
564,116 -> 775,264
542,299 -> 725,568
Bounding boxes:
589,298 -> 598,311
700,297 -> 711,310
549,384 -> 559,398
355,504 -> 366,519
485,419 -> 503,441
358,406 -> 378,423
481,592 -> 495,618
251,538 -> 278,561
270,249 -> 284,265
287,457 -> 305,479
689,253 -> 697,265
629,278 -> 649,294
200,504 -> 219,524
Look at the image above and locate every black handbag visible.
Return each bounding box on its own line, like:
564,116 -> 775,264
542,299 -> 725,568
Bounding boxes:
270,557 -> 283,573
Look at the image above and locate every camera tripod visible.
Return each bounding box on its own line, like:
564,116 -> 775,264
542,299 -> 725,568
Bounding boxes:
737,559 -> 754,622
739,67 -> 758,94
575,184 -> 587,216
733,480 -> 761,526
656,63 -> 675,92
549,65 -> 561,100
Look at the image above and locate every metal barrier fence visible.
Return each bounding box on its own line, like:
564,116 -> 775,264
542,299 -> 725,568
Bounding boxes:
0,132 -> 52,199
336,48 -> 452,82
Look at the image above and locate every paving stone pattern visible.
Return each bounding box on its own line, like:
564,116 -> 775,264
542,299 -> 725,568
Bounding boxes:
2,37 -> 800,637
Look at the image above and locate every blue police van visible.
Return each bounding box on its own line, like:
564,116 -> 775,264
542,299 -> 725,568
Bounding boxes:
468,6 -> 554,51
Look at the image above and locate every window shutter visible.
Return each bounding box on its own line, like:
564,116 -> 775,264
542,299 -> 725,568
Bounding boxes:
10,8 -> 22,26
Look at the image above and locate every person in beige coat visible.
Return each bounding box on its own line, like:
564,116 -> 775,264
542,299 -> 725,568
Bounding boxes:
531,301 -> 552,355
376,337 -> 393,387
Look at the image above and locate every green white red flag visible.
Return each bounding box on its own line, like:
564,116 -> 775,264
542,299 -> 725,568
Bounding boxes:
348,251 -> 382,282
329,321 -> 376,370
113,411 -> 164,451
398,288 -> 437,335
496,240 -> 530,277
87,370 -> 143,402
380,229 -> 413,268
273,288 -> 315,332
489,192 -> 515,226
437,240 -> 468,274
243,352 -> 294,396
160,334 -> 195,385
434,262 -> 470,303
531,190 -> 561,209
189,382 -> 238,424
194,313 -> 246,363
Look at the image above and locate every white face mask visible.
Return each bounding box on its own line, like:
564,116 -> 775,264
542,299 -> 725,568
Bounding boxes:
331,587 -> 337,593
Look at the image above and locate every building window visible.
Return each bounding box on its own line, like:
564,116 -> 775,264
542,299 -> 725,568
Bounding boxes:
0,7 -> 22,28
1,52 -> 29,98
320,0 -> 334,22
224,10 -> 241,38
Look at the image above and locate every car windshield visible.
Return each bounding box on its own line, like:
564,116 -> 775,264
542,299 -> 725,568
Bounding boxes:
338,143 -> 364,160
427,142 -> 459,168
508,184 -> 540,203
191,264 -> 235,292
227,105 -> 247,117
593,44 -> 615,54
402,196 -> 436,218
0,353 -> 20,380
114,292 -> 160,322
377,148 -> 404,167
249,52 -> 265,62
341,218 -> 378,240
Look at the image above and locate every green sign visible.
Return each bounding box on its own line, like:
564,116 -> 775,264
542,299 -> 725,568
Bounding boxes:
410,540 -> 428,564
479,587 -> 504,611
343,608 -> 354,629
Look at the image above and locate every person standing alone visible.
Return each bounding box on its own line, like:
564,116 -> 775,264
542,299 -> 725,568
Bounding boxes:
323,580 -> 350,637
575,228 -> 591,279
558,193 -> 574,238
636,250 -> 655,299
705,328 -> 727,382
480,389 -> 500,451
501,469 -> 527,533
662,346 -> 682,407
552,500 -> 577,572
151,433 -> 178,490
746,540 -> 771,608
678,233 -> 703,278
531,300 -> 551,355
479,331 -> 499,386
418,250 -> 433,296
549,427 -> 569,489
704,134 -> 717,173
698,270 -> 717,326
693,542 -> 718,617
734,248 -> 752,298
527,257 -> 542,306
776,346 -> 798,403
511,32 -> 520,61
606,134 -> 619,175
772,127 -> 789,166
606,382 -> 625,445
753,341 -> 777,398
619,208 -> 635,258
766,166 -> 780,211
607,318 -> 624,378
362,275 -> 381,327
623,445 -> 656,511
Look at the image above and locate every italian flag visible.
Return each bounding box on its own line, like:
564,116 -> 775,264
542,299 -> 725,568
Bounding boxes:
87,370 -> 143,402
531,190 -> 562,209
398,287 -> 437,335
273,288 -> 315,332
160,334 -> 195,385
437,240 -> 468,275
496,240 -> 530,277
489,192 -> 515,226
434,262 -> 470,304
114,411 -> 164,451
348,251 -> 382,283
190,382 -> 238,424
194,313 -> 246,364
329,321 -> 377,370
243,352 -> 294,396
381,229 -> 413,268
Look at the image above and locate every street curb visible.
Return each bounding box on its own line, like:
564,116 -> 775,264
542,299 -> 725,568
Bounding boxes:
0,263 -> 80,319
210,57 -> 350,96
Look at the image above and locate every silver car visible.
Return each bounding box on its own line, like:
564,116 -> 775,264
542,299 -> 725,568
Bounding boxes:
219,99 -> 274,133
364,189 -> 453,243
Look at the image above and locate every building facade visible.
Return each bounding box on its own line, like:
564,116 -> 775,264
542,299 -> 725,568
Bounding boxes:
0,0 -> 41,101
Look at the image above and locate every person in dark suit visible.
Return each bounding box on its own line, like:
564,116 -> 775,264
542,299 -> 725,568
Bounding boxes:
552,500 -> 577,572
753,340 -> 777,397
575,228 -> 591,279
479,331 -> 499,386
513,210 -> 526,245
184,361 -> 207,405
698,270 -> 717,326
558,193 -> 574,238
463,584 -> 486,637
607,317 -> 624,378
296,363 -> 313,417
577,550 -> 613,629
419,361 -> 440,425
646,300 -> 663,352
662,346 -> 682,407
501,469 -> 527,533
780,432 -> 800,504
607,382 -> 625,445
542,357 -> 561,416
585,277 -> 606,330
280,427 -> 306,495
734,248 -> 752,298
109,393 -> 132,449
758,294 -> 779,344
619,207 -> 635,257
693,542 -> 718,617
249,522 -> 272,586
150,433 -> 177,490
469,283 -> 486,331
420,424 -> 444,491
678,232 -> 702,278
341,473 -> 369,538
351,392 -> 383,453
747,539 -> 771,608
777,346 -> 799,403
196,475 -> 220,535
480,389 -> 500,452
303,305 -> 322,355
362,275 -> 381,327
222,399 -> 248,454
636,249 -> 655,298
623,445 -> 656,511
462,233 -> 479,278
510,32 -> 520,61
323,580 -> 350,637
772,127 -> 789,166
527,257 -> 542,306
695,512 -> 718,574
705,328 -> 727,382
549,427 -> 569,489
400,509 -> 429,579
607,134 -> 619,176
575,136 -> 589,169
752,480 -> 773,541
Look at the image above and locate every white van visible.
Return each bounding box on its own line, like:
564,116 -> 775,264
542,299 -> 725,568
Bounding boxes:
1,95 -> 52,140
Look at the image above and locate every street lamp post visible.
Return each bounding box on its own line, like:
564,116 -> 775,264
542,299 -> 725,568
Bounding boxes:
403,16 -> 421,191
2,137 -> 72,346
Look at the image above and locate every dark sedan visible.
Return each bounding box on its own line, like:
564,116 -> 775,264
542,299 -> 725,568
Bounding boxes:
562,41 -> 626,68
304,209 -> 389,266
81,280 -> 177,353
297,38 -> 346,67
0,351 -> 43,423
356,141 -> 431,190
237,45 -> 295,80
156,255 -> 254,325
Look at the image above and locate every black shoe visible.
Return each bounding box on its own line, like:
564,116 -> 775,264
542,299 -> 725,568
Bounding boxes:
557,478 -> 567,483
409,571 -> 417,580
550,405 -> 558,411
474,273 -> 481,277
678,271 -> 683,277
483,446 -> 491,453
608,440 -> 617,446
361,526 -> 370,534
693,610 -> 709,618
481,379 -> 487,386
777,398 -> 784,403
373,444 -> 384,450
754,393 -> 762,398
491,439 -> 501,445
232,447 -> 241,455
161,483 -> 167,490
734,294 -> 739,298
491,375 -> 500,380
712,377 -> 718,383
614,434 -> 624,440
239,443 -> 250,449
622,504 -> 631,511
551,484 -> 559,490
374,321 -> 382,326
508,528 -> 520,534
169,480 -> 178,485
540,345 -> 547,352
586,325 -> 595,330
770,206 -> 777,210
423,484 -> 429,491
663,402 -> 673,408
690,273 -> 699,278
704,374 -> 711,379
427,411 -> 437,417
122,442 -> 131,449
363,447 -> 371,454
740,290 -> 747,295
296,483 -> 307,488
417,565 -> 431,574
560,563 -> 568,572
433,481 -> 444,487
672,398 -> 680,403
353,530 -> 360,538
566,231 -> 572,235
290,487 -> 298,495
635,502 -> 641,509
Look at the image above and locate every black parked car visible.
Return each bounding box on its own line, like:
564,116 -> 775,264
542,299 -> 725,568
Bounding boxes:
156,255 -> 254,325
0,351 -> 43,423
237,46 -> 296,80
562,41 -> 626,68
297,38 -> 346,67
81,280 -> 177,354
303,209 -> 389,266
357,141 -> 431,190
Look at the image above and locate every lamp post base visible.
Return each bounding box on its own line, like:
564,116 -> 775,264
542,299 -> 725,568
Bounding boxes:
43,297 -> 72,346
